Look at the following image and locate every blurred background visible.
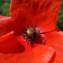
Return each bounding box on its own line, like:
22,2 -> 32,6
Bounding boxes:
0,0 -> 63,30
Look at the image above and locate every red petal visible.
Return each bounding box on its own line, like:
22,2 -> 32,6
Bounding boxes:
45,31 -> 63,63
9,0 -> 61,32
0,31 -> 55,63
5,45 -> 55,63
0,31 -> 25,53
0,16 -> 13,37
0,31 -> 25,62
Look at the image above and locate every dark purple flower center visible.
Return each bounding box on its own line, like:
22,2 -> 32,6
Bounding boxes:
21,25 -> 46,45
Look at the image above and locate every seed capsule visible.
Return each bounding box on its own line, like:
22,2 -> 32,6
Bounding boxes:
26,28 -> 34,37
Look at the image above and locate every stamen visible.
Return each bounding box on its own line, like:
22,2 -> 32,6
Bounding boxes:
21,24 -> 46,46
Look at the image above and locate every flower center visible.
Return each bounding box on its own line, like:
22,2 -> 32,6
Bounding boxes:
21,25 -> 46,45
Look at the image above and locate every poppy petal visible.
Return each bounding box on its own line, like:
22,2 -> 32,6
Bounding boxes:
0,16 -> 13,37
0,31 -> 55,63
45,31 -> 63,63
9,0 -> 61,32
0,31 -> 25,54
5,45 -> 55,63
0,31 -> 25,62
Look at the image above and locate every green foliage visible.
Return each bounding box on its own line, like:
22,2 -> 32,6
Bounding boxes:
0,0 -> 10,16
0,0 -> 63,30
57,1 -> 63,30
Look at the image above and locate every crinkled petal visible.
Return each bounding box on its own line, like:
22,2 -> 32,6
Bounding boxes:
0,31 -> 55,63
9,0 -> 61,32
45,31 -> 63,63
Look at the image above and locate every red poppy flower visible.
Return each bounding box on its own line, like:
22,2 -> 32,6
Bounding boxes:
0,0 -> 62,63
